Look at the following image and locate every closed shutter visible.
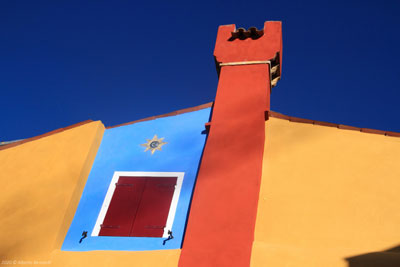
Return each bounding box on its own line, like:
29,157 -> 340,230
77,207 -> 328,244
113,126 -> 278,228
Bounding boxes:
99,176 -> 177,237
130,177 -> 177,237
99,176 -> 146,236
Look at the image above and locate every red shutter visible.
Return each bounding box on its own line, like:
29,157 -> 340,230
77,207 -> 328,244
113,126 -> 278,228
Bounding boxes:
99,176 -> 146,236
130,177 -> 177,237
99,176 -> 177,237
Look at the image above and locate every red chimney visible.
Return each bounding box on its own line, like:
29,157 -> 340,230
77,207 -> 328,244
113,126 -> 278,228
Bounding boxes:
179,21 -> 282,267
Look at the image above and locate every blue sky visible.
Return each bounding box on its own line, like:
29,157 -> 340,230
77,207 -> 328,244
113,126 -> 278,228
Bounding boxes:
1,0 -> 400,141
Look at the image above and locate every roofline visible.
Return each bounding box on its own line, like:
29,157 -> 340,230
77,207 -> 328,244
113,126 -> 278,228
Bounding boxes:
106,102 -> 214,129
267,111 -> 400,138
3,104 -> 397,152
0,102 -> 214,152
0,120 -> 94,152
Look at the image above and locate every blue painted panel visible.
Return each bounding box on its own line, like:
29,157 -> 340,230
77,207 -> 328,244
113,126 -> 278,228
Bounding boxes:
62,108 -> 211,251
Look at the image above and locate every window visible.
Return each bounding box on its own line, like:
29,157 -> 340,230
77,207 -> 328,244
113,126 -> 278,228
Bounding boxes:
92,172 -> 184,238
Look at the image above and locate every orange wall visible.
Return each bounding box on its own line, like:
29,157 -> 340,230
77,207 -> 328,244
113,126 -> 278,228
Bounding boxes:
0,121 -> 181,266
252,117 -> 400,267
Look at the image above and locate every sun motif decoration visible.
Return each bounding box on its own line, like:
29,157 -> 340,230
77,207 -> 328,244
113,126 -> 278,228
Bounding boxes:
140,135 -> 167,155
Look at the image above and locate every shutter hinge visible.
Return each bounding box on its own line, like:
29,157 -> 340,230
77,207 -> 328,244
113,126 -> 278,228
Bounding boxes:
115,183 -> 134,187
100,224 -> 120,229
145,225 -> 165,229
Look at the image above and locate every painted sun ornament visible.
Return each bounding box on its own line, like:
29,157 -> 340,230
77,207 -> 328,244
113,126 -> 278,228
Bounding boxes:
141,135 -> 167,154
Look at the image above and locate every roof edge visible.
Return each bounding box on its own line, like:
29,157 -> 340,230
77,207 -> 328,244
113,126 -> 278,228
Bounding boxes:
268,111 -> 400,138
0,102 -> 214,152
0,120 -> 95,152
106,102 -> 214,129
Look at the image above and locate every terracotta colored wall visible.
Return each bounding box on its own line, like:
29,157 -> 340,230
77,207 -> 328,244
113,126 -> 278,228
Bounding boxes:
179,21 -> 282,267
251,117 -> 400,267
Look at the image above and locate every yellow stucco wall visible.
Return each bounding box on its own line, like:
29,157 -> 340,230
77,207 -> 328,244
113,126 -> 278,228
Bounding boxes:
252,117 -> 400,267
49,250 -> 180,267
0,122 -> 181,266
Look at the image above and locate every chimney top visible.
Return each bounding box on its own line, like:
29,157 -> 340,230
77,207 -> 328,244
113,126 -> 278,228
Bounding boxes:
214,21 -> 283,87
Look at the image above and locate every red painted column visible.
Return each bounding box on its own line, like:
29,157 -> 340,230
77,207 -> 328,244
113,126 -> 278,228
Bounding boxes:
179,21 -> 282,267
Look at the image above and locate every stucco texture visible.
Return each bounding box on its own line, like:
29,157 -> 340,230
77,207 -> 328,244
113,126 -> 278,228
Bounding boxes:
49,250 -> 180,267
0,121 -> 182,267
0,121 -> 105,265
62,108 -> 210,252
252,117 -> 400,267
0,119 -> 186,267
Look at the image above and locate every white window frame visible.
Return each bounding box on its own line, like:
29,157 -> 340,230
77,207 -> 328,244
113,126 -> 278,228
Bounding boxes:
91,171 -> 184,238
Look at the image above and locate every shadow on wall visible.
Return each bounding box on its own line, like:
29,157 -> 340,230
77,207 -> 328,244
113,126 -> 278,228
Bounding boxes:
346,245 -> 400,267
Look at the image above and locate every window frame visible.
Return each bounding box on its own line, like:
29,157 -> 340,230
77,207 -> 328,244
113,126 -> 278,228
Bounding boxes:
91,171 -> 184,238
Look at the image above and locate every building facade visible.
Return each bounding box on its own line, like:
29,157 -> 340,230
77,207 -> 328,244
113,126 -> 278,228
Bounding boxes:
1,21 -> 400,267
